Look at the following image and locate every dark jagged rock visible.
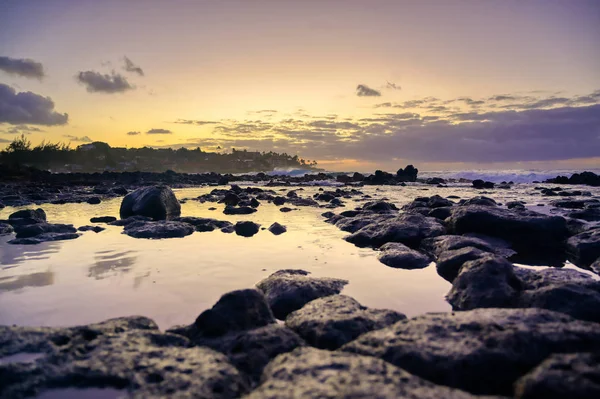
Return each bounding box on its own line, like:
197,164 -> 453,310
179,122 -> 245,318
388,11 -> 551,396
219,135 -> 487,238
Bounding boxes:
285,295 -> 405,350
447,255 -> 600,322
8,232 -> 80,245
119,185 -> 180,220
0,223 -> 14,235
345,213 -> 445,248
567,207 -> 600,222
256,270 -> 348,319
268,222 -> 286,235
234,221 -> 260,237
13,222 -> 77,238
108,215 -> 152,226
514,352 -> 600,399
420,234 -> 515,259
342,308 -> 600,396
122,220 -> 194,239
447,205 -> 568,263
472,179 -> 495,189
551,199 -> 598,209
219,192 -> 240,206
247,347 -> 493,399
447,255 -> 522,310
167,289 -> 303,384
90,216 -> 117,223
0,322 -> 247,398
515,267 -> 600,323
396,164 -> 418,182
507,200 -> 525,209
8,208 -> 46,222
546,171 -> 600,187
462,196 -> 497,206
566,228 -> 600,267
377,242 -> 431,269
362,200 -> 398,213
223,205 -> 257,215
436,246 -> 491,282
321,211 -> 335,219
78,225 -> 105,233
279,206 -> 293,212
86,196 -> 101,204
169,289 -> 275,339
172,216 -> 232,232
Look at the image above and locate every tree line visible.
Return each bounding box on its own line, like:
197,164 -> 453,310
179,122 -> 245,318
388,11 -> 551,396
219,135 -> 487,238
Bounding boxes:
0,135 -> 319,173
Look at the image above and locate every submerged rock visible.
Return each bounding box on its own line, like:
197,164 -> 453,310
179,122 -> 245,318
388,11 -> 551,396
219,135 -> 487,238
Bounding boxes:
342,308 -> 600,396
13,223 -> 77,239
8,232 -> 80,245
566,227 -> 600,268
345,213 -> 445,248
173,216 -> 232,232
256,270 -> 348,319
223,205 -> 257,215
514,352 -> 600,399
119,185 -> 181,220
8,208 -> 47,223
234,221 -> 260,237
90,216 -> 117,223
246,347 -> 486,399
77,225 -> 105,233
376,242 -> 431,269
123,220 -> 194,239
285,295 -> 405,350
267,222 -> 287,235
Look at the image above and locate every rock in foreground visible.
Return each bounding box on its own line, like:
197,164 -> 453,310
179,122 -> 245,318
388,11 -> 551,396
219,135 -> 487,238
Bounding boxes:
285,295 -> 405,349
246,347 -> 486,399
342,308 -> 600,396
256,270 -> 348,319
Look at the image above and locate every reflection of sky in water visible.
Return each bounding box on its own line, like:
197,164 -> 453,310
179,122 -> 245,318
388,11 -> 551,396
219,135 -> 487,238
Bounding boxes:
0,184 -> 598,330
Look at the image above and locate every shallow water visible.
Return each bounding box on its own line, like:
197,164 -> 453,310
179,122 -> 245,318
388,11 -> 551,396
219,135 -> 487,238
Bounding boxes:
1,183 -> 597,330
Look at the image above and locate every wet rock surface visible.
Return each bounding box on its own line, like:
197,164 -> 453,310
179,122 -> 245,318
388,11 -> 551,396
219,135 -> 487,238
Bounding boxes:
119,185 -> 181,220
256,270 -> 348,319
122,220 -> 195,239
447,205 -> 569,263
343,308 -> 600,396
0,322 -> 248,398
566,227 -> 600,268
514,352 -> 600,399
167,289 -> 304,384
376,242 -> 431,269
267,222 -> 286,235
246,347 -> 489,399
285,295 -> 405,350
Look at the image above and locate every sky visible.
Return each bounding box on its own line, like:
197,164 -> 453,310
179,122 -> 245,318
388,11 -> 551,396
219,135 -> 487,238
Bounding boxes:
0,0 -> 599,171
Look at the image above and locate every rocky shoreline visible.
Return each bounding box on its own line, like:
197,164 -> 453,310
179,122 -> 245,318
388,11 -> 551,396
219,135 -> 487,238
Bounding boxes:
2,170 -> 600,397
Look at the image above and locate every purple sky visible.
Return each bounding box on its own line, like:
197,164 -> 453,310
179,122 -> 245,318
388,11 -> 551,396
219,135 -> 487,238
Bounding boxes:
0,0 -> 599,170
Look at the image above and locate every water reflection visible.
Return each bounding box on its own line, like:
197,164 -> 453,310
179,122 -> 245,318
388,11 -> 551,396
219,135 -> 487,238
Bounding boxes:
0,239 -> 61,267
88,250 -> 138,280
0,270 -> 54,292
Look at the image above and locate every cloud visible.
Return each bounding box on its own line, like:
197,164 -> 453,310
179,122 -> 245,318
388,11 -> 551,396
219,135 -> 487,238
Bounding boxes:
123,56 -> 144,76
76,71 -> 134,93
1,125 -> 45,134
127,131 -> 140,135
0,84 -> 68,125
63,135 -> 92,142
172,119 -> 219,125
146,128 -> 172,134
385,82 -> 401,90
0,56 -> 45,79
356,84 -> 381,97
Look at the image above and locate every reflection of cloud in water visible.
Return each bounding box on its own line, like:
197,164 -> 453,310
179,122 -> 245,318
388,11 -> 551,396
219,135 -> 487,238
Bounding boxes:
0,238 -> 62,267
0,270 -> 54,292
88,250 -> 138,280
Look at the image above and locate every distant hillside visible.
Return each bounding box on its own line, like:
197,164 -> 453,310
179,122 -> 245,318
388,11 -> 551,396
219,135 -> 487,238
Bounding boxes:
0,135 -> 318,174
